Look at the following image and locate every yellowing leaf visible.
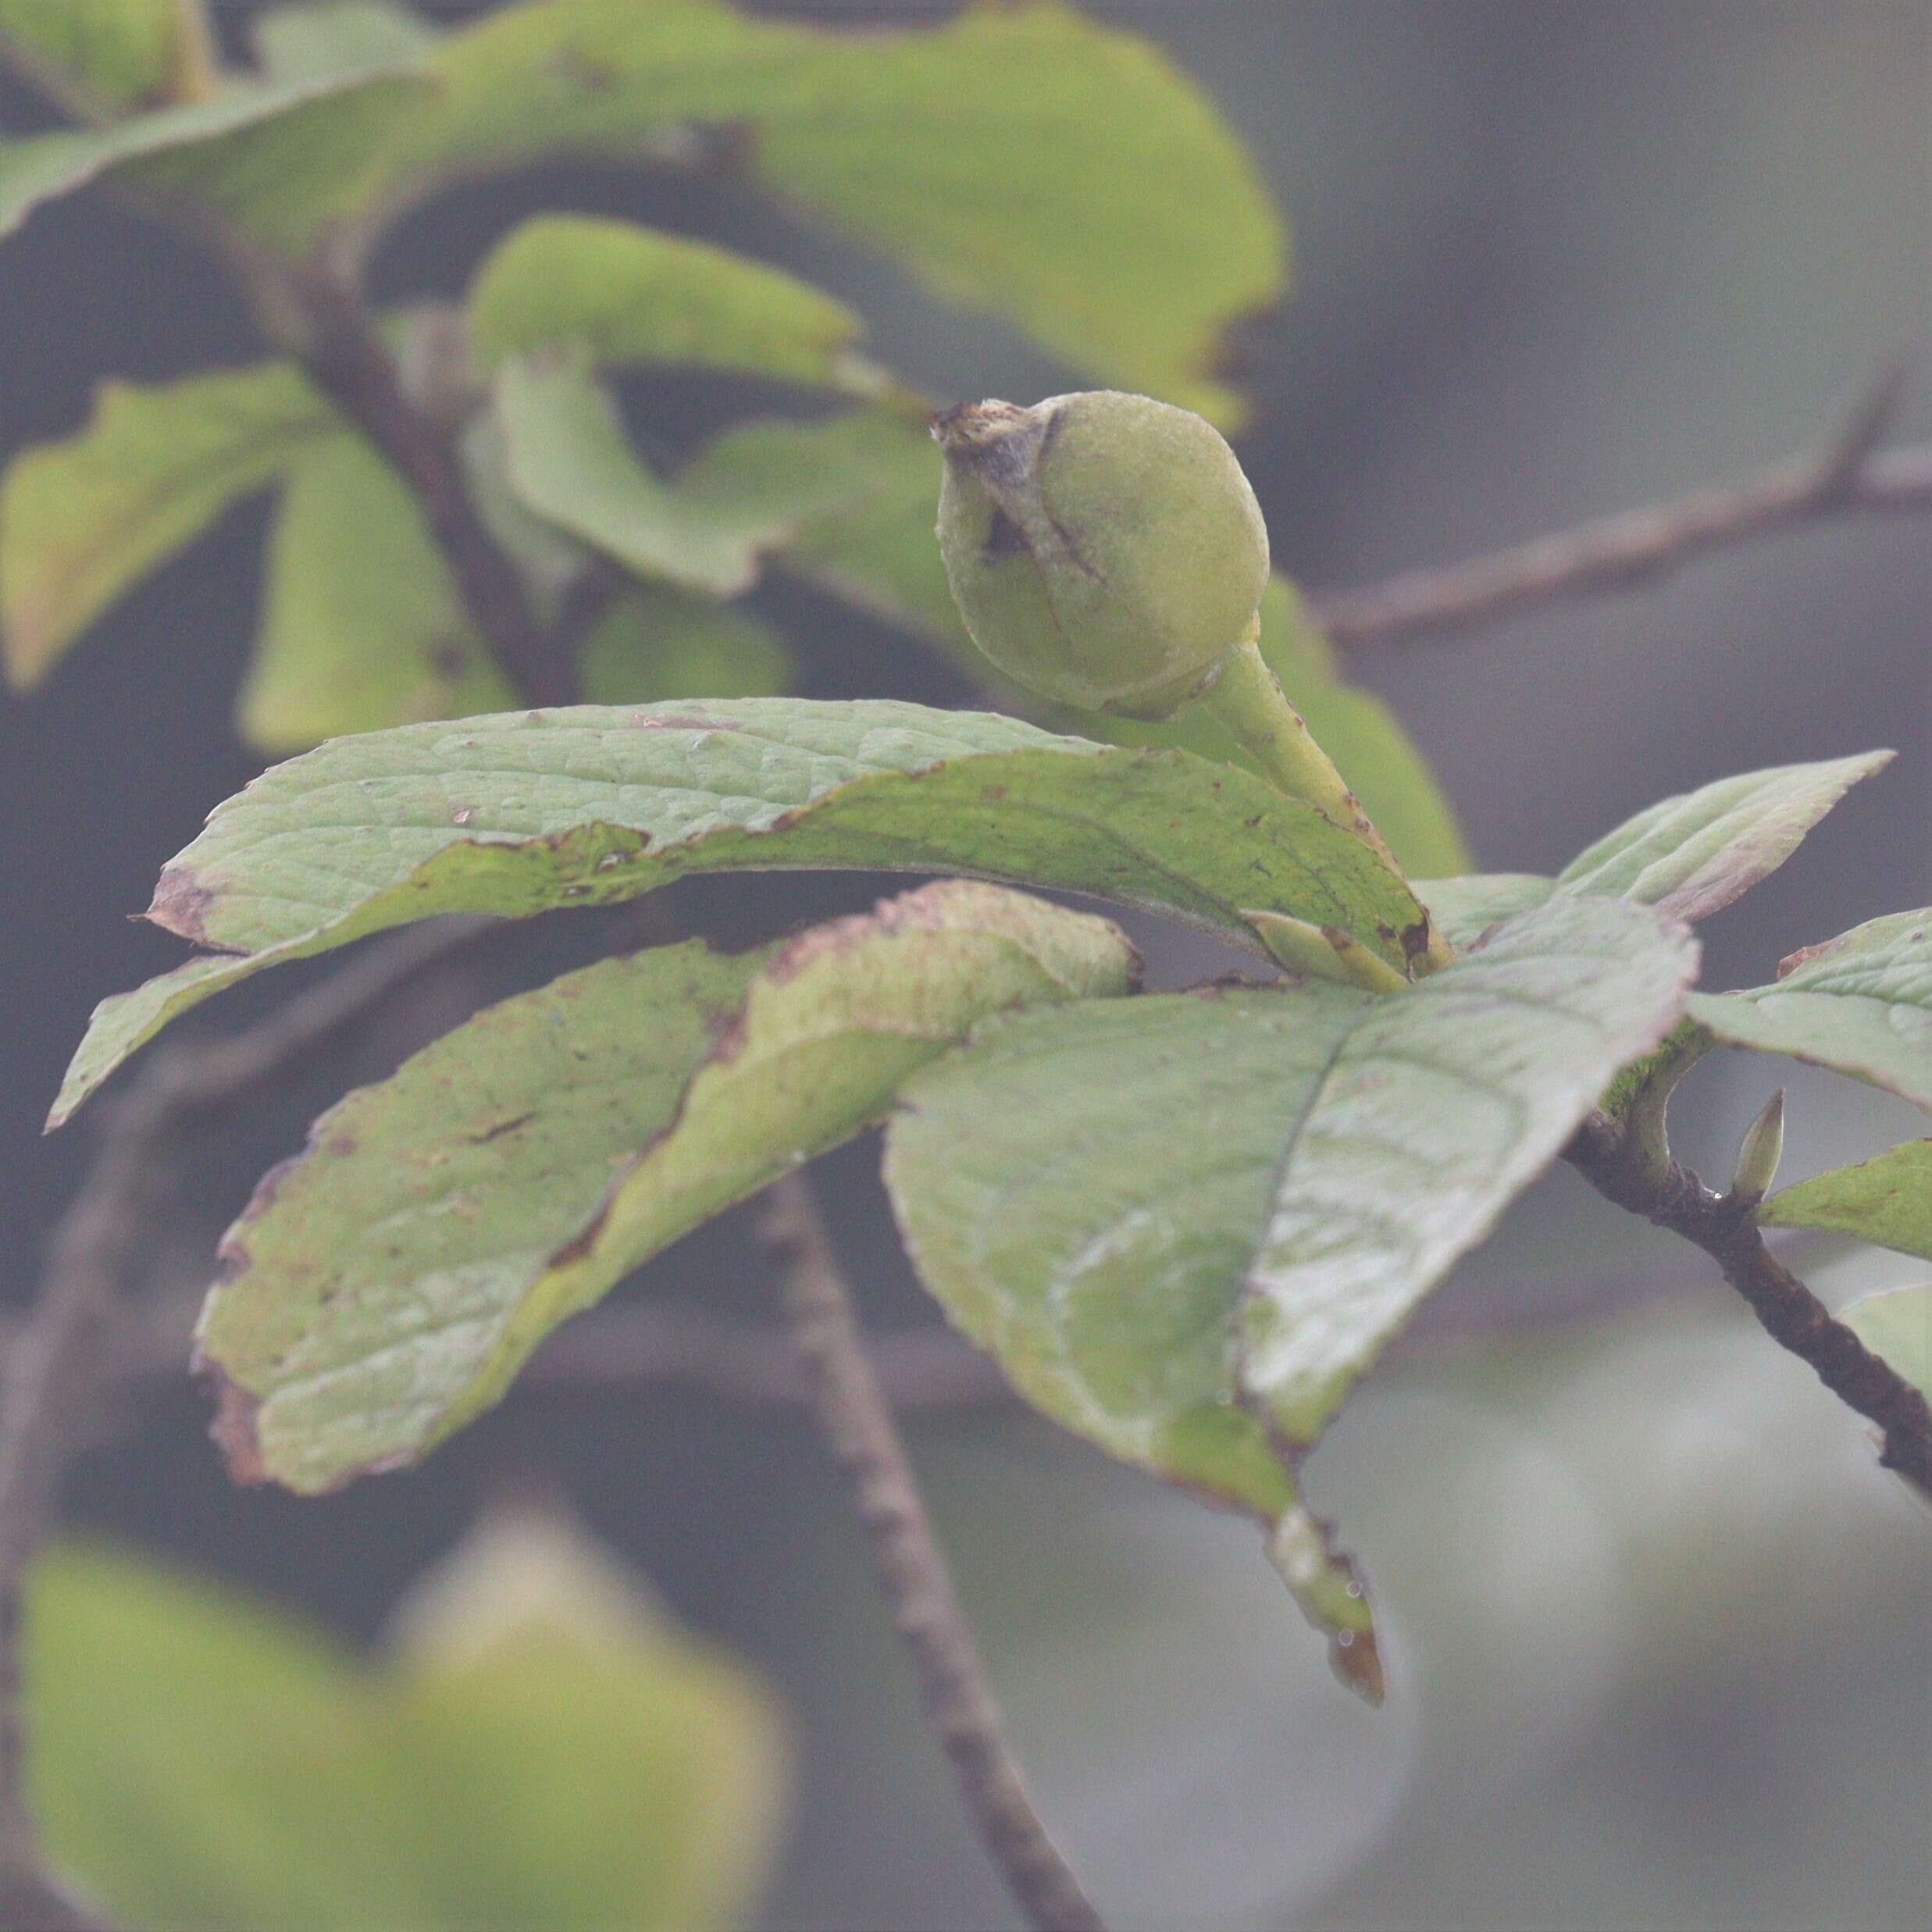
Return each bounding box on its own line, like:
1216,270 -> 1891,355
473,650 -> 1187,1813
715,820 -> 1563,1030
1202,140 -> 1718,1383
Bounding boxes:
1,362 -> 333,686
0,0 -> 190,112
239,434 -> 512,752
469,213 -> 864,387
366,0 -> 1283,422
195,882 -> 1136,1492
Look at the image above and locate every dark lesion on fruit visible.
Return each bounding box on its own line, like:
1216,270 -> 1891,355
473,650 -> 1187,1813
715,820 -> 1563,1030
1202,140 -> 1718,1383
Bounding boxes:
983,507 -> 1028,559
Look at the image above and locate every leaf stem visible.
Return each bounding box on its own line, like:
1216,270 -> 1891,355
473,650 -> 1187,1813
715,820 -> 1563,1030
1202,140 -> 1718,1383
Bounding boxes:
1199,633 -> 1452,970
761,1173 -> 1109,1932
1200,632 -> 1384,848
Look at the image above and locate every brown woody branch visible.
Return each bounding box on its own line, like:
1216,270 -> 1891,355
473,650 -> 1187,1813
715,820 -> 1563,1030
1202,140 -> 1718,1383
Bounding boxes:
269,261 -> 579,708
761,1174 -> 1108,1932
1313,363 -> 1931,647
1566,1112 -> 1932,1502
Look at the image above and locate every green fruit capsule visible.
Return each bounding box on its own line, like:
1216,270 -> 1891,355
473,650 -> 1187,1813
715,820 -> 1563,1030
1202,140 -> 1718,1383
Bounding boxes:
932,390 -> 1270,719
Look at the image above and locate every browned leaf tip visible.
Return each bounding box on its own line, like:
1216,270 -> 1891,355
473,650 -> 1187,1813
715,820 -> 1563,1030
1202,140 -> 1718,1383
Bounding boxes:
145,865 -> 227,948
202,1367 -> 269,1486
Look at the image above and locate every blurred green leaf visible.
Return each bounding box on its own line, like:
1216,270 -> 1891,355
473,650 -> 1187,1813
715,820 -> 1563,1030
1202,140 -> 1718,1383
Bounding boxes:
1839,1285 -> 1932,1401
240,433 -> 512,753
884,988 -> 1380,1688
0,362 -> 332,686
382,1510 -> 788,1932
495,352 -> 797,595
362,0 -> 1282,422
0,0 -> 191,112
1759,1141 -> 1932,1261
52,698 -> 1431,1127
1554,752 -> 1894,922
469,212 -> 865,388
198,882 -> 1134,1492
27,1523 -> 787,1930
253,0 -> 437,84
27,1549 -> 421,1932
0,66 -> 434,248
676,407 -> 971,651
1690,908 -> 1932,1110
579,585 -> 793,705
1239,893 -> 1696,1444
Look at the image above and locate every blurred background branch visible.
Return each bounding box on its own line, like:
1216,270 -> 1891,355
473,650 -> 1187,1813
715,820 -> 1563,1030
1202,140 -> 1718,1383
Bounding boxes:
1314,359 -> 1930,647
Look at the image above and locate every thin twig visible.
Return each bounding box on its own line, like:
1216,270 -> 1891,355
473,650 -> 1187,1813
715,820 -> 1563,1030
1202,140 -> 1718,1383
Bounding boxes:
269,262 -> 578,708
1566,1113 -> 1932,1501
1313,364 -> 1932,647
761,1173 -> 1108,1932
0,922 -> 483,1914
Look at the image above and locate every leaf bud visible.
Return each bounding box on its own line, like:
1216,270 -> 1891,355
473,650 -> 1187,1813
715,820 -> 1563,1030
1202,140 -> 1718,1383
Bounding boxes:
932,390 -> 1270,719
1730,1089 -> 1787,1205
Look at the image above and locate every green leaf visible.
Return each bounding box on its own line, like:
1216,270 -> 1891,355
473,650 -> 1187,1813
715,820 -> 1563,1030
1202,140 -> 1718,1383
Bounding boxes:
1413,873 -> 1558,950
1759,1141 -> 1932,1262
238,434 -> 513,753
253,1 -> 437,84
468,213 -> 865,389
495,353 -> 797,596
0,0 -> 190,112
52,697 -> 1431,1128
884,892 -> 1694,1684
1688,909 -> 1932,1110
363,0 -> 1283,422
676,407 -> 974,655
1839,1285 -> 1932,1401
1238,892 -> 1696,1445
883,986 -> 1381,1690
1,362 -> 333,686
1554,751 -> 1894,921
27,1523 -> 787,1930
197,882 -> 1134,1492
0,66 -> 435,250
579,586 -> 793,706
1413,753 -> 1895,943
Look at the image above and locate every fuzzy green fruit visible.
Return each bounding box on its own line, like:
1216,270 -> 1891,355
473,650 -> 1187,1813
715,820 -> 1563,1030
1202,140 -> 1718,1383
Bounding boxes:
932,390 -> 1270,719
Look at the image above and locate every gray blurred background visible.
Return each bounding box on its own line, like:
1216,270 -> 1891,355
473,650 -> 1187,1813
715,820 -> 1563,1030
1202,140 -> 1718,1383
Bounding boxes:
4,4 -> 1929,1927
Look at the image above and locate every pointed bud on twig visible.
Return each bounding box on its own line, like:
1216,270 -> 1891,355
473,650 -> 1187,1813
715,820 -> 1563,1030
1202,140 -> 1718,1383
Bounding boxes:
1730,1089 -> 1787,1205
